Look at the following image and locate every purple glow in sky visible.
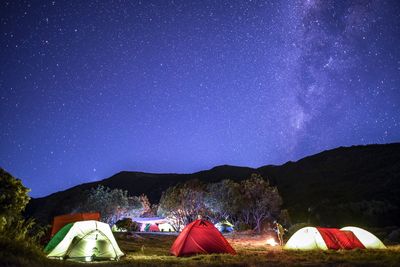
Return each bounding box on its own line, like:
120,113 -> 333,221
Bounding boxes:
1,0 -> 399,197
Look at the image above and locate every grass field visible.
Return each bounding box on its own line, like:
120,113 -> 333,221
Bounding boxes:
2,233 -> 400,267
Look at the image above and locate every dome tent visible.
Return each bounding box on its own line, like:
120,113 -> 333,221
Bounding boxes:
44,220 -> 124,261
284,227 -> 329,250
170,219 -> 236,256
215,220 -> 234,233
341,226 -> 386,249
144,223 -> 160,232
159,223 -> 176,232
284,227 -> 365,250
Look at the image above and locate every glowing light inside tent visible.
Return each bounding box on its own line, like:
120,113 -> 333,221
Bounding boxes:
284,227 -> 328,250
340,226 -> 386,249
46,221 -> 124,260
266,238 -> 278,246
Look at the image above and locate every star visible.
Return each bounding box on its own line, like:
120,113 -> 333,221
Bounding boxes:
0,0 -> 399,197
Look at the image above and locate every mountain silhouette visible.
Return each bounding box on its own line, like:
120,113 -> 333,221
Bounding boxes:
25,143 -> 400,227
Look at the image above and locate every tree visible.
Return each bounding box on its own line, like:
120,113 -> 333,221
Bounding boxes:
157,174 -> 284,233
0,169 -> 30,218
158,180 -> 210,231
0,168 -> 30,232
239,174 -> 282,232
79,185 -> 129,225
0,169 -> 46,242
205,179 -> 242,223
139,194 -> 155,217
118,196 -> 144,218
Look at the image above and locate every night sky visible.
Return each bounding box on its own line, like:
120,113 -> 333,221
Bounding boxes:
1,0 -> 399,197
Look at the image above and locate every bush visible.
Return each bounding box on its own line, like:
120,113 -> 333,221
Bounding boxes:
386,229 -> 400,244
115,218 -> 139,232
235,222 -> 253,231
0,236 -> 47,266
0,169 -> 50,266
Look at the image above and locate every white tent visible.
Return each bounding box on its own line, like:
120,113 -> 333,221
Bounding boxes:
284,227 -> 328,250
158,223 -> 175,232
45,220 -> 124,261
340,226 -> 386,249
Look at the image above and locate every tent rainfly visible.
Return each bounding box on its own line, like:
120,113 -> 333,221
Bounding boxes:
50,212 -> 100,237
284,227 -> 386,250
44,220 -> 124,261
170,219 -> 236,256
340,226 -> 386,249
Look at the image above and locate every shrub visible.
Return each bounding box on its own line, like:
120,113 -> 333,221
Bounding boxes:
0,236 -> 46,266
115,218 -> 139,232
386,229 -> 400,244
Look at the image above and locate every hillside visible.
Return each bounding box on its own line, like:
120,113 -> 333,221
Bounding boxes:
25,143 -> 400,227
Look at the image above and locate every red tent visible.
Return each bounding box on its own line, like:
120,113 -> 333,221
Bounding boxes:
170,219 -> 236,257
149,224 -> 160,232
50,212 -> 100,237
317,228 -> 365,250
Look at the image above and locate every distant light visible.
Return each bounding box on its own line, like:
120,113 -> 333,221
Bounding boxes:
266,237 -> 278,246
85,256 -> 92,262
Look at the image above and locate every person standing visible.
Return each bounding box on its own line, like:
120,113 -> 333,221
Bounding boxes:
274,221 -> 286,246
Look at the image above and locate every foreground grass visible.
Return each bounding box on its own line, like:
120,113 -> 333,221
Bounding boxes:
2,233 -> 400,267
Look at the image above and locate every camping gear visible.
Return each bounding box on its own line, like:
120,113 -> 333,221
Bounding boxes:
50,212 -> 100,237
215,220 -> 234,233
170,219 -> 236,256
44,220 -> 124,261
284,226 -> 386,250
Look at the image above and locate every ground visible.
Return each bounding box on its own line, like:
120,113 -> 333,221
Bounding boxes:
2,232 -> 400,267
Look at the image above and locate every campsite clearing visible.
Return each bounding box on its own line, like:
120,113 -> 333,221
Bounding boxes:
2,233 -> 400,266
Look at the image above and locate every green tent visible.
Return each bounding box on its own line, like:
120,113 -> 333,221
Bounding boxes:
44,220 -> 124,261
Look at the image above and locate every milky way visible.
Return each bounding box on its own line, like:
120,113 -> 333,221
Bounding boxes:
1,0 -> 399,197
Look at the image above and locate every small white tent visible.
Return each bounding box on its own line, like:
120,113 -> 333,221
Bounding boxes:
45,220 -> 124,261
284,227 -> 328,250
158,223 -> 175,232
340,226 -> 386,249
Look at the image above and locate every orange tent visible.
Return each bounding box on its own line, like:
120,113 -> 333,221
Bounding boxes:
50,212 -> 100,237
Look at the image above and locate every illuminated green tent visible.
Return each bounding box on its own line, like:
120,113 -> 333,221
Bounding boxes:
44,220 -> 124,261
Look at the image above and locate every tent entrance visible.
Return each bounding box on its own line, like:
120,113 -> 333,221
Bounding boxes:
64,229 -> 119,261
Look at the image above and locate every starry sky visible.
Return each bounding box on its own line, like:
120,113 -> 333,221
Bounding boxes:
1,0 -> 400,197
